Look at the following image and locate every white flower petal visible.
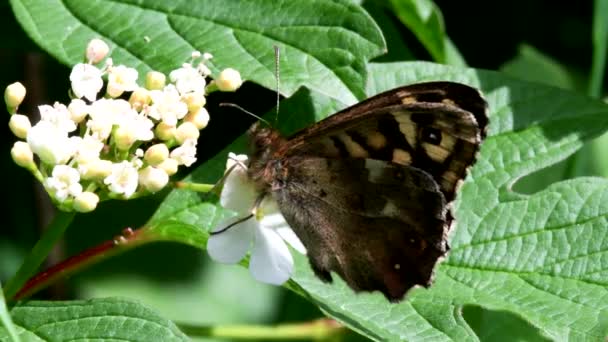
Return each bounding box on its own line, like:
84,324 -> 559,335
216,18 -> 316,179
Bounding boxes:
249,225 -> 293,285
220,166 -> 257,214
207,216 -> 256,264
276,227 -> 307,255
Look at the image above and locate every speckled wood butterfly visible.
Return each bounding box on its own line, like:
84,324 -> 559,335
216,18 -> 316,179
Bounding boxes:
248,82 -> 488,302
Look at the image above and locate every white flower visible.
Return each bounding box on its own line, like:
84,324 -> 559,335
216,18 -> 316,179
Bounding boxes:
27,121 -> 75,165
79,158 -> 112,180
147,85 -> 188,126
86,39 -> 110,64
87,98 -> 130,140
39,102 -> 77,133
104,161 -> 139,198
73,191 -> 100,212
9,114 -> 31,139
72,134 -> 104,164
4,82 -> 26,109
169,139 -> 197,167
216,68 -> 242,92
68,99 -> 89,124
45,165 -> 83,202
207,154 -> 306,285
107,65 -> 139,98
138,166 -> 169,192
11,141 -> 34,168
169,63 -> 206,95
175,122 -> 200,144
115,109 -> 155,142
70,63 -> 103,101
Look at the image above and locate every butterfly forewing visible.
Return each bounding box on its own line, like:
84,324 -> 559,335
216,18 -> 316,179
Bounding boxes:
283,82 -> 488,202
248,81 -> 488,301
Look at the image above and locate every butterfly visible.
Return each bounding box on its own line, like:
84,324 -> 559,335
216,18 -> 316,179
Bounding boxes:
246,81 -> 488,302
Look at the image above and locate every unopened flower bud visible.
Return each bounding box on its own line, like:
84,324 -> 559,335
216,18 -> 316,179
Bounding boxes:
157,158 -> 178,176
9,114 -> 31,139
216,68 -> 242,92
80,159 -> 113,180
139,166 -> 169,192
175,122 -> 199,144
114,126 -> 136,150
146,71 -> 166,90
73,191 -> 100,212
68,99 -> 88,123
184,107 -> 209,130
129,87 -> 151,111
86,39 -> 110,64
5,82 -> 26,111
154,122 -> 175,141
11,141 -> 34,168
182,91 -> 206,112
144,143 -> 169,166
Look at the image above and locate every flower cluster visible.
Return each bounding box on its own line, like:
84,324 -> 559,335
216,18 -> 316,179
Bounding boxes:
6,39 -> 243,212
207,153 -> 306,285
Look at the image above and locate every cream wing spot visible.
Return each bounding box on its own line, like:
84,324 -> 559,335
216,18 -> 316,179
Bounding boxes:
422,143 -> 450,163
392,112 -> 417,147
366,131 -> 387,150
338,133 -> 369,158
392,148 -> 412,165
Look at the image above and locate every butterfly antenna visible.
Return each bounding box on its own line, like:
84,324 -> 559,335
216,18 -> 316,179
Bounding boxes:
274,45 -> 280,125
210,214 -> 254,235
219,103 -> 271,126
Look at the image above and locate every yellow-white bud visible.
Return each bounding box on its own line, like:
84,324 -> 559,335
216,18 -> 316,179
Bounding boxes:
86,39 -> 110,64
5,82 -> 26,110
146,71 -> 166,90
175,122 -> 200,144
154,122 -> 176,141
80,159 -> 113,180
216,68 -> 242,92
9,114 -> 31,139
139,166 -> 169,192
68,99 -> 88,124
129,87 -> 151,111
157,158 -> 178,176
114,126 -> 136,150
182,91 -> 206,112
184,107 -> 210,130
11,141 -> 34,168
144,143 -> 169,166
73,191 -> 100,213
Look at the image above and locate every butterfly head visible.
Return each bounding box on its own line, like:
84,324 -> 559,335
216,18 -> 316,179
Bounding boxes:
248,122 -> 288,189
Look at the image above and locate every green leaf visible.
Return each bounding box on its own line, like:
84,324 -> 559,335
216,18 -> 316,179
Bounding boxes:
0,282 -> 20,342
500,44 -> 576,90
9,0 -> 386,104
589,0 -> 608,97
145,61 -> 608,340
0,297 -> 188,341
387,0 -> 466,66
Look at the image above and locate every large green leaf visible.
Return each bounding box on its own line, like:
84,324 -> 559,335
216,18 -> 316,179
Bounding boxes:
0,297 -> 188,341
9,0 -> 386,104
142,61 -> 608,340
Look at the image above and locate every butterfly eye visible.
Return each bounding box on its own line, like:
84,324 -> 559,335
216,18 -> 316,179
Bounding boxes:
420,127 -> 442,145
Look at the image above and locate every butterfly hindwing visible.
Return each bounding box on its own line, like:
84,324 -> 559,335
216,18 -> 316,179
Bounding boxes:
271,156 -> 448,301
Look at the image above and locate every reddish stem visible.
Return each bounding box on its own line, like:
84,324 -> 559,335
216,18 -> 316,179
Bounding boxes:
13,227 -> 147,301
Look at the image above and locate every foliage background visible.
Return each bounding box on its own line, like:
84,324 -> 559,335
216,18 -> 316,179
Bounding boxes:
0,0 -> 606,341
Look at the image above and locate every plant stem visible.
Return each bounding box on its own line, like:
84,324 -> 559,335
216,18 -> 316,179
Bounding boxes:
3,211 -> 75,301
173,181 -> 215,193
11,227 -> 152,301
178,319 -> 345,340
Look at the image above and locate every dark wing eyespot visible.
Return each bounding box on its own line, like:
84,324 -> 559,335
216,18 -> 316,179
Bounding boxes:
420,127 -> 442,145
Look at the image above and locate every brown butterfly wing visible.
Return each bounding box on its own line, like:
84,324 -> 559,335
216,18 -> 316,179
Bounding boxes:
281,81 -> 488,203
271,156 -> 448,301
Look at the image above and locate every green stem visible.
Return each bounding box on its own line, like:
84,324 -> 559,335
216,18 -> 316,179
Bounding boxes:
174,181 -> 215,193
178,319 -> 345,340
0,282 -> 20,342
3,211 -> 75,301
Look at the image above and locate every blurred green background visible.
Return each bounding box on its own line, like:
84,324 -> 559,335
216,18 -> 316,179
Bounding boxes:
0,1 -> 604,341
